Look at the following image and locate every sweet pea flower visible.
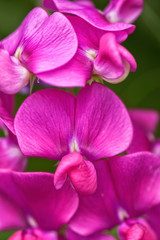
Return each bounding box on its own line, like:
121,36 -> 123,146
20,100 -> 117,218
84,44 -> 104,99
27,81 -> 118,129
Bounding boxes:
0,171 -> 78,233
37,16 -> 136,86
42,1 -> 136,85
104,0 -> 144,23
69,152 -> 160,239
127,109 -> 160,156
0,92 -> 27,171
13,83 -> 133,194
0,7 -> 77,94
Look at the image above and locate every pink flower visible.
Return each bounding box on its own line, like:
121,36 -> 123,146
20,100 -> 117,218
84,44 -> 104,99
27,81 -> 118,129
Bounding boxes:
42,1 -> 137,85
69,152 -> 160,238
14,83 -> 133,194
0,7 -> 77,94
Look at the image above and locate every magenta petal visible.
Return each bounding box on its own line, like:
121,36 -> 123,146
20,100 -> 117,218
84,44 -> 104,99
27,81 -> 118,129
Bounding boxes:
69,160 -> 119,235
37,50 -> 92,87
0,49 -> 31,94
21,12 -> 78,74
54,152 -> 97,195
94,33 -> 125,80
104,0 -> 144,23
75,83 -> 133,160
67,228 -> 116,240
0,171 -> 79,231
14,89 -> 75,159
43,0 -> 135,34
109,152 -> 160,217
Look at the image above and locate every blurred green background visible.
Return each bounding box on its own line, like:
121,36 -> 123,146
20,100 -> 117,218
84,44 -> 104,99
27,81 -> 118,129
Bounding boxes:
0,0 -> 160,239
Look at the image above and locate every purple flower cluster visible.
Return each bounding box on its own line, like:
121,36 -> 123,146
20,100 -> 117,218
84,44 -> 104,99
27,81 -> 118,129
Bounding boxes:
1,0 -> 160,240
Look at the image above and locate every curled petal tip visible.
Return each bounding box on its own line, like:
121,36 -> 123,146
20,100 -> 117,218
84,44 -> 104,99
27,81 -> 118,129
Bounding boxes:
54,152 -> 97,195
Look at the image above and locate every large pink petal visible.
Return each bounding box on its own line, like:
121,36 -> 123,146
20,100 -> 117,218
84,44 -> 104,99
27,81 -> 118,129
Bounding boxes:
37,49 -> 93,87
14,89 -> 75,159
69,160 -> 119,235
54,152 -> 97,195
0,179 -> 27,231
104,0 -> 144,23
75,83 -> 133,160
1,7 -> 48,55
109,152 -> 160,217
0,171 -> 79,231
0,49 -> 31,94
43,0 -> 135,34
21,12 -> 78,74
67,15 -> 130,49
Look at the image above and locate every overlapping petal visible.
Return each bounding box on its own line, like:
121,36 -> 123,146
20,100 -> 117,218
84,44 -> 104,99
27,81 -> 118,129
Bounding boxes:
43,0 -> 135,34
0,49 -> 31,94
0,171 -> 78,231
54,152 -> 97,194
37,50 -> 93,87
70,152 -> 160,235
67,228 -> 116,240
